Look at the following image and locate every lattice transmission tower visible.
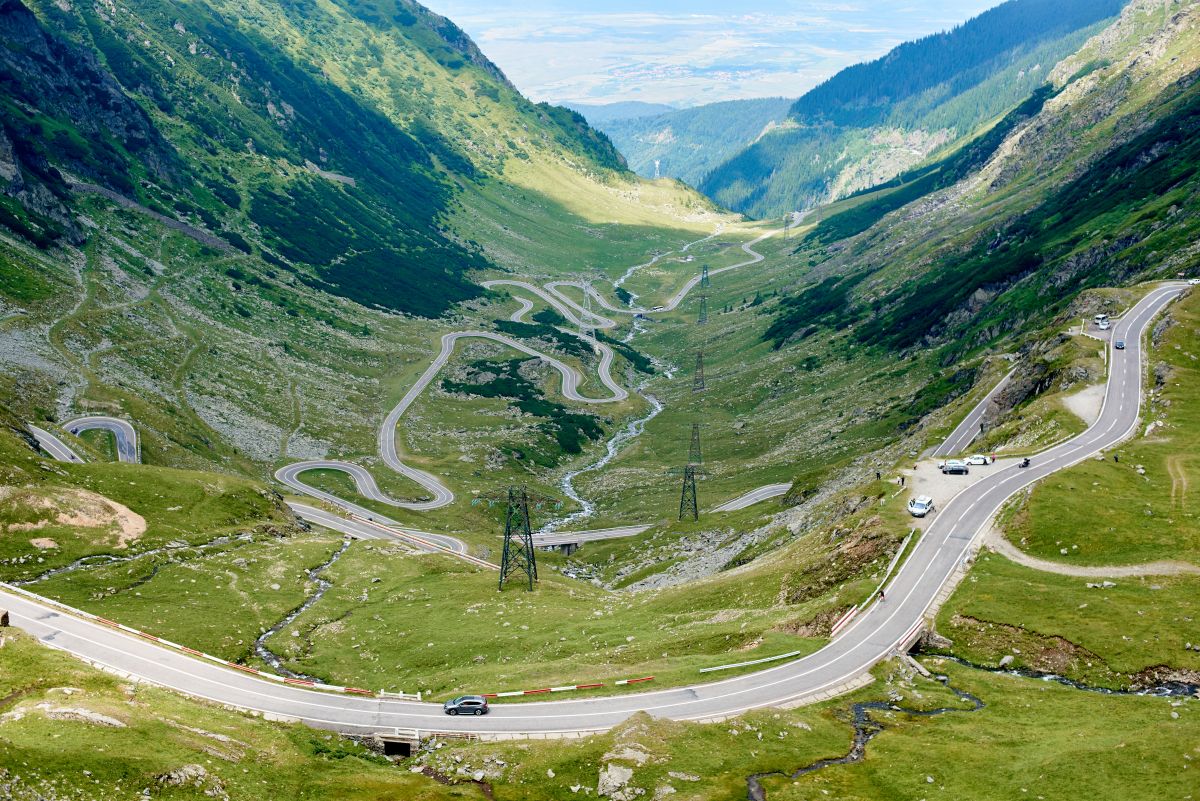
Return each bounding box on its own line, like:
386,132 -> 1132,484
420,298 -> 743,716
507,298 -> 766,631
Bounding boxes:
688,422 -> 702,465
700,263 -> 710,289
498,486 -> 537,590
692,348 -> 706,393
668,424 -> 707,521
580,278 -> 596,341
698,294 -> 708,325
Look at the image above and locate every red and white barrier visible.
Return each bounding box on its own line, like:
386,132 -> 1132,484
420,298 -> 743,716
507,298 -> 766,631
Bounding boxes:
829,606 -> 859,637
896,619 -> 925,653
482,676 -> 652,699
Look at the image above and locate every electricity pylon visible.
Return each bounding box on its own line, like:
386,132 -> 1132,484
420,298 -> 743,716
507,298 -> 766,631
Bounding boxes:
698,294 -> 708,325
497,486 -> 537,590
668,424 -> 707,521
692,348 -> 706,393
581,278 -> 595,341
700,263 -> 710,289
472,487 -> 561,591
688,422 -> 702,465
677,465 -> 700,520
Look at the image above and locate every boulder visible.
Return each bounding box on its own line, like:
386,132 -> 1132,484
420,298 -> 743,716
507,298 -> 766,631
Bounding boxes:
917,627 -> 954,650
598,764 -> 636,799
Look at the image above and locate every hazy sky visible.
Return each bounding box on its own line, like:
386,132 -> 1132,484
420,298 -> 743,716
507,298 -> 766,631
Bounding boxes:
422,1 -> 1001,107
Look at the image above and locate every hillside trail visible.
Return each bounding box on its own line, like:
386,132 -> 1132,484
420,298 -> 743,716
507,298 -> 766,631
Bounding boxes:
982,521 -> 1200,578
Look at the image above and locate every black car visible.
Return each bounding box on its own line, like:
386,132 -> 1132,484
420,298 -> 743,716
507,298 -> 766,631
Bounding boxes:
443,695 -> 489,715
1114,340 -> 1126,350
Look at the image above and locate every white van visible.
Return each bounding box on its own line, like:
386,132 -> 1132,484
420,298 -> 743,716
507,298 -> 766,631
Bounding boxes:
907,496 -> 935,517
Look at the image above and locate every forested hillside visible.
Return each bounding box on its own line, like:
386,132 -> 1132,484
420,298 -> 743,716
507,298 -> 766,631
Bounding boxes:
763,0 -> 1200,362
567,101 -> 677,125
0,0 -> 631,317
701,0 -> 1125,217
590,98 -> 793,187
0,0 -> 725,478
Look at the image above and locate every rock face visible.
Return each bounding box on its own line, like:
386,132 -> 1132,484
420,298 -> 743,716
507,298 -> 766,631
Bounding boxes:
0,0 -> 180,213
0,0 -> 185,246
597,763 -> 636,799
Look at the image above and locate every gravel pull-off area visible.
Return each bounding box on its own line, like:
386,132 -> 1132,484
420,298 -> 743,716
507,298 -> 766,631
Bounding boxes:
901,457 -> 1017,530
1061,382 -> 1106,425
904,455 -> 1200,577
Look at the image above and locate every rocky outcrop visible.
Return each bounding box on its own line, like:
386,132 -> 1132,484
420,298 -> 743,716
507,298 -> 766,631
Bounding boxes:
0,0 -> 183,245
0,124 -> 81,244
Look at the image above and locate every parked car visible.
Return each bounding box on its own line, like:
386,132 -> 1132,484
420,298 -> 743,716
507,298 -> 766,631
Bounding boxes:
444,695 -> 489,716
965,454 -> 994,466
1093,313 -> 1109,324
1097,320 -> 1110,330
1114,339 -> 1126,350
1189,278 -> 1199,285
940,459 -> 970,475
907,495 -> 935,517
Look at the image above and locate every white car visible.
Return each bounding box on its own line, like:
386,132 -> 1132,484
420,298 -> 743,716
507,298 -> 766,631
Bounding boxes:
965,454 -> 994,465
1097,320 -> 1110,330
908,495 -> 935,517
1189,278 -> 1200,285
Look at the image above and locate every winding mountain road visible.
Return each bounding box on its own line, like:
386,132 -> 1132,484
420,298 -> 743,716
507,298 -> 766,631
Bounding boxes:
275,226 -> 786,545
712,482 -> 793,513
64,416 -> 140,462
5,284 -> 1181,737
27,424 -> 84,463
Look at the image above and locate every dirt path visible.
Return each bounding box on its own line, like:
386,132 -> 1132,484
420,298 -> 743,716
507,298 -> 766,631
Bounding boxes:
983,522 -> 1200,578
1167,454 -> 1189,509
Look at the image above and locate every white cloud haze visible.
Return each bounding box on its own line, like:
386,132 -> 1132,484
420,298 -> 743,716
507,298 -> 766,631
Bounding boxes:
422,1 -> 1001,107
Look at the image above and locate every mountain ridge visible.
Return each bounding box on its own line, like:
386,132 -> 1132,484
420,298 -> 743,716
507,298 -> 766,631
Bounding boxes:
0,0 -> 643,317
698,0 -> 1125,217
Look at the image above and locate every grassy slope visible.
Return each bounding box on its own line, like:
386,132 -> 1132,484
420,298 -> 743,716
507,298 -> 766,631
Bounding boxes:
594,97 -> 795,186
756,0 -> 1200,367
1008,288 -> 1200,566
0,425 -> 295,583
0,631 -> 457,801
930,287 -> 1200,688
5,629 -> 1194,801
701,9 -> 1115,217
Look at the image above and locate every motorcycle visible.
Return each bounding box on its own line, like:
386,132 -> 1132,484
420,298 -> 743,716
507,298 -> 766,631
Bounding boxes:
1018,457 -> 1031,469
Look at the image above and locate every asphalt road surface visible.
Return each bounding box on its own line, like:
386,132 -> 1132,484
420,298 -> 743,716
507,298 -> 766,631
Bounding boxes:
5,284 -> 1179,736
711,483 -> 792,513
933,367 -> 1018,457
27,425 -> 84,463
63,416 -> 140,462
531,525 -> 652,548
